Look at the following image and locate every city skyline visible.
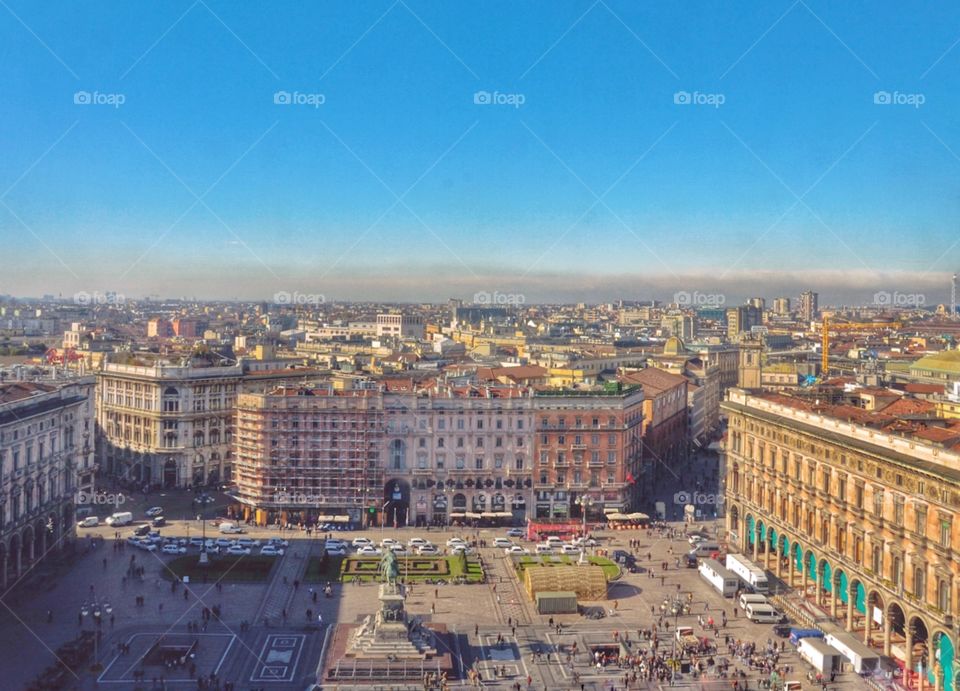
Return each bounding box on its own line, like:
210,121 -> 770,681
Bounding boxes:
4,2 -> 960,301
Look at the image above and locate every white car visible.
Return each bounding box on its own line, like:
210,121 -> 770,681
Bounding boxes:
493,538 -> 513,548
408,537 -> 428,548
162,544 -> 186,555
572,536 -> 598,547
260,545 -> 285,557
352,537 -> 372,548
326,546 -> 347,557
504,545 -> 530,555
389,543 -> 407,552
138,541 -> 157,552
215,537 -> 234,547
202,544 -> 220,554
235,537 -> 261,549
451,544 -> 475,555
325,540 -> 346,550
266,538 -> 289,548
225,545 -> 251,556
446,537 -> 467,548
417,545 -> 439,556
145,506 -> 164,517
188,537 -> 205,547
688,535 -> 707,546
561,544 -> 581,555
357,546 -> 382,556
77,517 -> 99,528
506,528 -> 524,538
380,538 -> 399,548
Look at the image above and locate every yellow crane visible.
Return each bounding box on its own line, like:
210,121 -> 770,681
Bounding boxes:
819,315 -> 902,376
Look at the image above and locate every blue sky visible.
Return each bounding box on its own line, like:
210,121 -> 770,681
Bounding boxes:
2,1 -> 960,304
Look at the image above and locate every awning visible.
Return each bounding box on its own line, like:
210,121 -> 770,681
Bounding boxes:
333,515 -> 351,523
465,512 -> 482,519
603,507 -> 620,514
606,513 -> 629,520
496,511 -> 513,518
627,512 -> 650,520
449,512 -> 466,518
481,512 -> 497,518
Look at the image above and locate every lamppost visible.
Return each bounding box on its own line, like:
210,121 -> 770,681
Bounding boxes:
80,596 -> 111,673
193,492 -> 213,566
575,495 -> 595,565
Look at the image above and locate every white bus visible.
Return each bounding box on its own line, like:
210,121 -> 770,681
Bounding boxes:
699,558 -> 739,597
725,553 -> 769,593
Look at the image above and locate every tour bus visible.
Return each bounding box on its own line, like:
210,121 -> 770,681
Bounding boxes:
725,553 -> 769,593
698,558 -> 739,597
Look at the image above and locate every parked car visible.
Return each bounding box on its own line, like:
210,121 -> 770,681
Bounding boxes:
506,528 -> 524,538
446,537 -> 467,548
417,545 -> 439,555
188,537 -> 205,547
161,544 -> 186,555
325,546 -> 347,557
266,538 -> 289,548
225,545 -> 251,556
145,506 -> 164,517
77,516 -> 99,528
357,546 -> 382,556
352,537 -> 372,548
389,543 -> 407,552
451,545 -> 475,555
133,524 -> 151,537
504,545 -> 529,555
380,538 -> 399,548
561,544 -> 581,555
215,537 -> 234,547
408,537 -> 429,548
137,541 -> 157,552
493,537 -> 513,548
260,545 -> 285,557
235,537 -> 261,549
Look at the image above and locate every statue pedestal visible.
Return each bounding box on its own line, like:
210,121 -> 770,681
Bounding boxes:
345,583 -> 436,660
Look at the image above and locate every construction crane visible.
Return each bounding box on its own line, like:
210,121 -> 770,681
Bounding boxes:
819,316 -> 902,376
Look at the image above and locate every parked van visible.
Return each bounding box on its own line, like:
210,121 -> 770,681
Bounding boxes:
745,603 -> 783,623
77,516 -> 99,528
738,593 -> 768,610
688,542 -> 721,558
219,522 -> 243,534
105,512 -> 133,526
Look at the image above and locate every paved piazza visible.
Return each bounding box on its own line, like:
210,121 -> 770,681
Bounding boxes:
0,484 -> 869,689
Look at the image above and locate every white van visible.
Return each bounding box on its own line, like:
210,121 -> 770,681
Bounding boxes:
688,542 -> 721,558
77,516 -> 100,528
535,543 -> 555,554
219,522 -> 243,534
738,593 -> 768,610
745,603 -> 783,623
105,512 -> 133,526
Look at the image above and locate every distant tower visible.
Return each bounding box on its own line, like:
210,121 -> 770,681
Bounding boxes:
737,338 -> 763,389
952,273 -> 957,319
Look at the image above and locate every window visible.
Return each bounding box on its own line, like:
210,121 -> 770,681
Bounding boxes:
539,451 -> 548,465
494,455 -> 503,469
607,451 -> 616,464
515,456 -> 524,470
417,453 -> 427,469
872,545 -> 882,574
475,457 -> 484,470
476,438 -> 484,449
456,437 -> 464,448
915,505 -> 927,536
940,517 -> 952,548
894,495 -> 905,526
436,454 -> 445,470
873,489 -> 884,516
938,579 -> 950,612
914,565 -> 925,599
854,482 -> 864,509
517,419 -> 524,430
892,556 -> 902,587
455,455 -> 465,470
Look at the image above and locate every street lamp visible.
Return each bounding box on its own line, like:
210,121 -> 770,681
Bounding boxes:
575,495 -> 595,565
80,596 -> 111,672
